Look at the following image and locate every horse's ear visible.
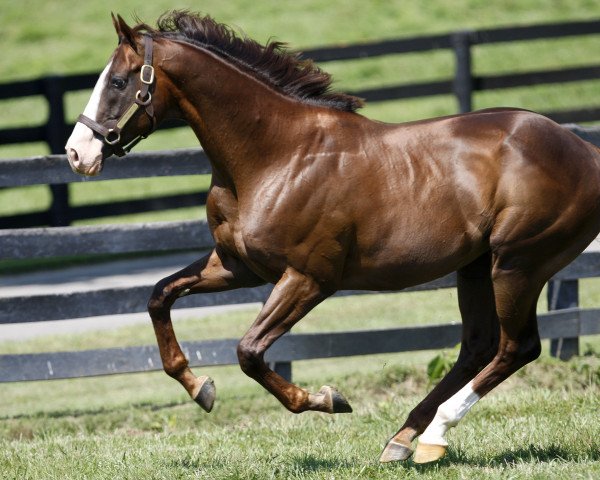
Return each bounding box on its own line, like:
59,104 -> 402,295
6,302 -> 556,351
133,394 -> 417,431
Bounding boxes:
111,13 -> 137,50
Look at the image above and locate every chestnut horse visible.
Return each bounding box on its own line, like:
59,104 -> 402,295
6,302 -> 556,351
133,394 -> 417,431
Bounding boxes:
65,12 -> 600,463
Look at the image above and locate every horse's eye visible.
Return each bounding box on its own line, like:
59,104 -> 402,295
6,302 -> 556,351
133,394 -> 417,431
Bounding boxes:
110,76 -> 127,90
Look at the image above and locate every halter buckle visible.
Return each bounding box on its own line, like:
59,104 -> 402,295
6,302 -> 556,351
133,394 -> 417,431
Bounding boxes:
140,64 -> 155,85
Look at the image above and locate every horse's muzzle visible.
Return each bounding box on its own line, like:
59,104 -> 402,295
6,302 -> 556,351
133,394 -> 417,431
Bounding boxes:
66,146 -> 104,176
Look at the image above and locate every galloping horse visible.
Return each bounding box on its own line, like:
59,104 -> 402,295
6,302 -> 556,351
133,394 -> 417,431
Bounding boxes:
65,12 -> 600,463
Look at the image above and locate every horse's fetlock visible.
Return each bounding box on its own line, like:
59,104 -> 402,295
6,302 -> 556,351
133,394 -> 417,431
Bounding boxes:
163,356 -> 189,379
286,401 -> 306,414
435,403 -> 455,424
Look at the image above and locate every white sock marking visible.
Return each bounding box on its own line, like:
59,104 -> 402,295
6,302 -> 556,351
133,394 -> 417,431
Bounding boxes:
418,380 -> 480,446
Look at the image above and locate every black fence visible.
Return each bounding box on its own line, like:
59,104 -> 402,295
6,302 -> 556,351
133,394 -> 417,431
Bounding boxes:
2,306 -> 598,382
1,123 -> 600,382
1,19 -> 600,228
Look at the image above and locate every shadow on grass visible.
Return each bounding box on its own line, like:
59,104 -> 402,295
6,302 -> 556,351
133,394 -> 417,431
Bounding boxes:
444,443 -> 600,467
378,443 -> 600,473
168,454 -> 353,474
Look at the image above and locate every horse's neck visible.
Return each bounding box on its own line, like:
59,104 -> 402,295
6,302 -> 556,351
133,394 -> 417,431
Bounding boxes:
161,40 -> 311,189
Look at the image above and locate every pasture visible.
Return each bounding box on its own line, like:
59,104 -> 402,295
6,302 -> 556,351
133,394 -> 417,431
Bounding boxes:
0,286 -> 599,479
2,277 -> 600,478
1,1 -> 600,479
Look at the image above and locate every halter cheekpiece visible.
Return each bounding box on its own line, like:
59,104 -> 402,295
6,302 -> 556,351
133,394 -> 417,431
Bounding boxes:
77,35 -> 156,157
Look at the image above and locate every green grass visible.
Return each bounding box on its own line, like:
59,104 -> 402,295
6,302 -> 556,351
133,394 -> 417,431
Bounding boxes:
0,278 -> 599,479
2,0 -> 597,82
0,359 -> 598,479
0,286 -> 599,478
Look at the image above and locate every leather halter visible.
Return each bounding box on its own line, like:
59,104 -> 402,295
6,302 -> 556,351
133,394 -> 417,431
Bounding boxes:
77,35 -> 156,157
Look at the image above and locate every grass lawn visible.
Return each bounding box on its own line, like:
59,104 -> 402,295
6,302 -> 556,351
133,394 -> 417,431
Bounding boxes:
0,284 -> 599,478
0,357 -> 598,479
0,323 -> 599,478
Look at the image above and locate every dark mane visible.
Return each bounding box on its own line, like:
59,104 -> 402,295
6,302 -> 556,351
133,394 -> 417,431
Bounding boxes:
136,11 -> 363,112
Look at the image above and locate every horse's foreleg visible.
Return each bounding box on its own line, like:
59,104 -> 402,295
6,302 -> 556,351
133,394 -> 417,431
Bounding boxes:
147,248 -> 264,412
237,267 -> 352,414
381,252 -> 499,463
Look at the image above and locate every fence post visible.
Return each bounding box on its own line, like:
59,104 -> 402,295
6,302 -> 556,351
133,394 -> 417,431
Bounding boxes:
451,31 -> 474,113
547,279 -> 580,360
43,75 -> 71,226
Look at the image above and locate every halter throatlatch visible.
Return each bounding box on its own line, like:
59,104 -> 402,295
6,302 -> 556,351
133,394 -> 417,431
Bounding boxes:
77,35 -> 156,157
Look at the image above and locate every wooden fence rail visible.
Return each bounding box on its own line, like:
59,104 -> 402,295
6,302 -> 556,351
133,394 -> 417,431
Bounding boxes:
1,254 -> 599,384
2,307 -> 599,383
1,19 -> 600,227
1,125 -> 600,382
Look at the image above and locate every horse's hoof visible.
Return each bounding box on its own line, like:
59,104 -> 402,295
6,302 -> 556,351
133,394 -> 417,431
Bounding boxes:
192,375 -> 215,413
413,442 -> 447,464
318,385 -> 352,413
379,439 -> 414,463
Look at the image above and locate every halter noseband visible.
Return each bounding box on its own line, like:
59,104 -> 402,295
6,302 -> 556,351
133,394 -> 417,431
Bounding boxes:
77,35 -> 157,157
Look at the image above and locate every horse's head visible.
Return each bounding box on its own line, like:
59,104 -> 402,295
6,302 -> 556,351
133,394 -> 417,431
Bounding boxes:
66,14 -> 165,176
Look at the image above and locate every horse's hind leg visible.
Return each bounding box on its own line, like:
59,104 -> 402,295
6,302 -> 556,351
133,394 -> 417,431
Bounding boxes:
380,252 -> 499,462
237,267 -> 352,414
411,262 -> 544,463
147,248 -> 264,412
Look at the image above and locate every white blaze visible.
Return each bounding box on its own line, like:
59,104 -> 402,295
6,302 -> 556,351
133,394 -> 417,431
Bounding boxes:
418,381 -> 480,446
65,60 -> 113,175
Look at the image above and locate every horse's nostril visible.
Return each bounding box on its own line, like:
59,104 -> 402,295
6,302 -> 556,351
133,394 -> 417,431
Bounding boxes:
66,147 -> 80,167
